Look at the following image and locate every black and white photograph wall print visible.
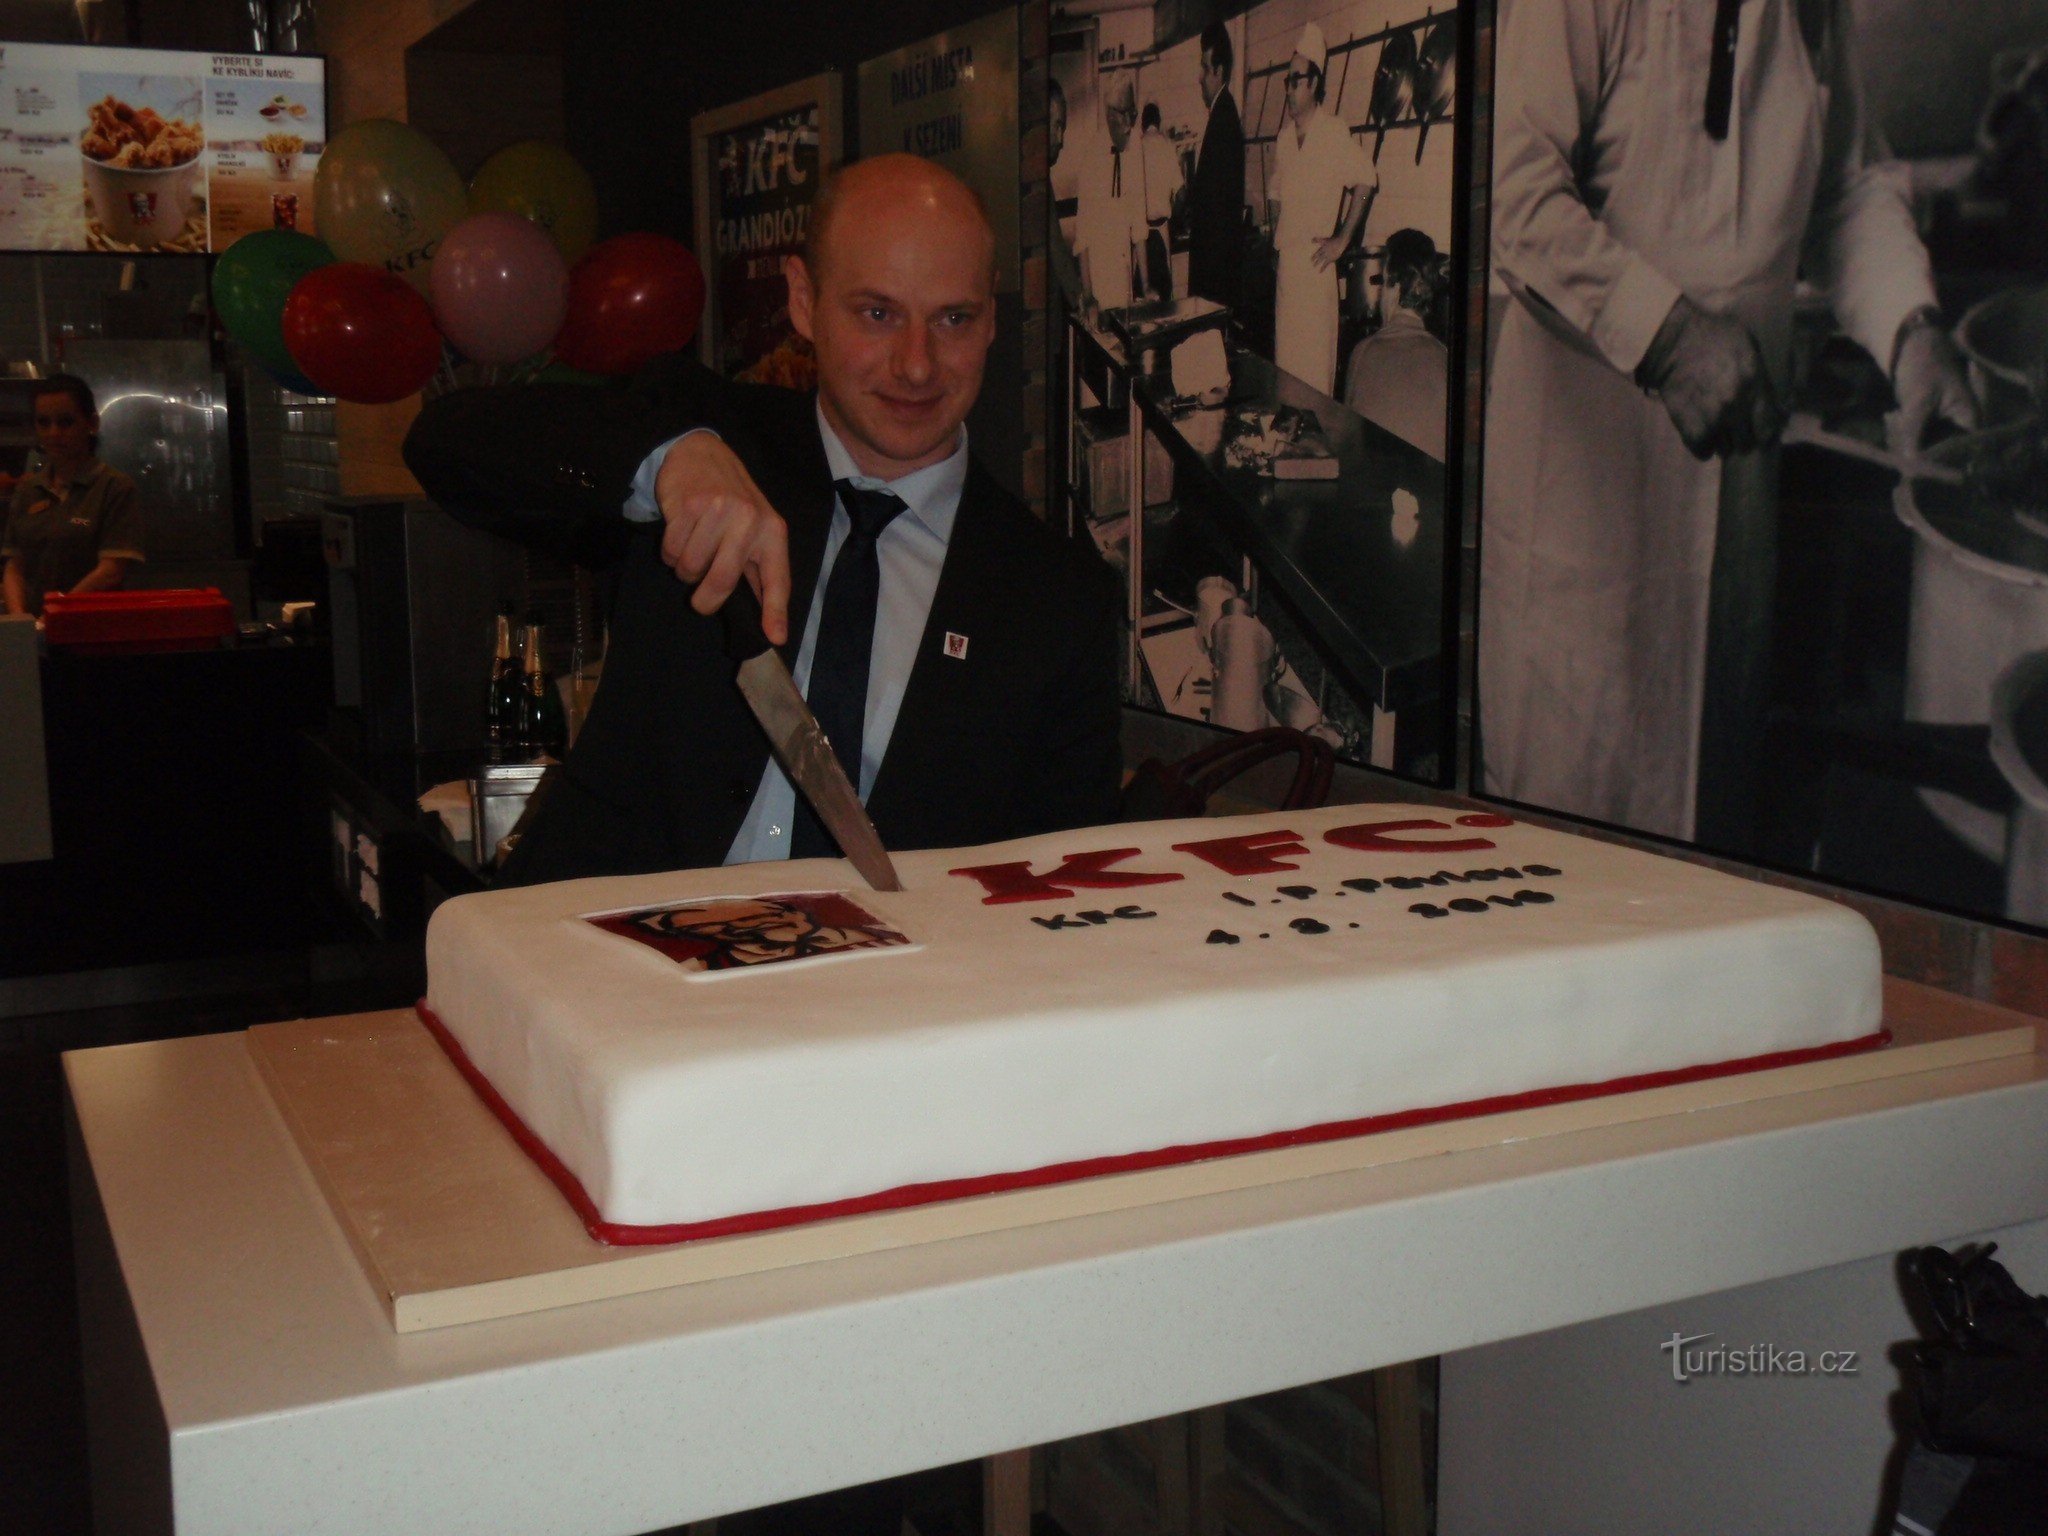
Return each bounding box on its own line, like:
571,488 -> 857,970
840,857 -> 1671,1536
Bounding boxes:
1052,0 -> 1464,780
1475,0 -> 2048,927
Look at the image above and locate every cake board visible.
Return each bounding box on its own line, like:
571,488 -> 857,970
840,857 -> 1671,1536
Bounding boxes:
246,978 -> 2039,1333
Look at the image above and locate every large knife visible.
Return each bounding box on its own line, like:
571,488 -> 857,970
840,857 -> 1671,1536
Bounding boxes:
718,581 -> 903,892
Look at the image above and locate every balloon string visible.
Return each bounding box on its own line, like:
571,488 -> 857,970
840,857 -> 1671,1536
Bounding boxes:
426,346 -> 458,400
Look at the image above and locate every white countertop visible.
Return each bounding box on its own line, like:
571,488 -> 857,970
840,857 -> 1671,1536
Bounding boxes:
67,1026 -> 2048,1536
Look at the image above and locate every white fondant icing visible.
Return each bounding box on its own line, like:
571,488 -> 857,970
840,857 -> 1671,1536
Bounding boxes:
424,806 -> 1883,1229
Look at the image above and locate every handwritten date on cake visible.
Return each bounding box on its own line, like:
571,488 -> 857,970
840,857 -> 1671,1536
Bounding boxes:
587,892 -> 911,972
1410,890 -> 1556,919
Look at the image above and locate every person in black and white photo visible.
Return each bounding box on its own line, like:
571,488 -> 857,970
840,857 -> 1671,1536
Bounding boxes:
1269,22 -> 1376,396
1186,19 -> 1245,311
1137,101 -> 1183,301
1066,71 -> 1148,313
1342,227 -> 1448,461
1480,0 -> 1978,849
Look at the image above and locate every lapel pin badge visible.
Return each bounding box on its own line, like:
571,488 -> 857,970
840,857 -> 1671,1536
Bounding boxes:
943,632 -> 970,660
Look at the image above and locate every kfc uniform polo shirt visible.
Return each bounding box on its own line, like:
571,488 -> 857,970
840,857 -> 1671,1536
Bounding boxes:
3,459 -> 144,614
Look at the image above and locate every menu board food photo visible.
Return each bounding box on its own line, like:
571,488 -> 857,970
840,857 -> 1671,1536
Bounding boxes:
0,42 -> 325,253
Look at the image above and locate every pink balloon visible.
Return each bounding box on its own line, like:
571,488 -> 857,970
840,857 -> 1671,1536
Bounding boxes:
428,211 -> 568,365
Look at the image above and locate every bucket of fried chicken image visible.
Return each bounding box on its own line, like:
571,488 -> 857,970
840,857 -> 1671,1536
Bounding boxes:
80,93 -> 205,248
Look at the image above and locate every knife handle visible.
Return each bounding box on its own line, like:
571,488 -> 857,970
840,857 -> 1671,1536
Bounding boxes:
717,580 -> 774,664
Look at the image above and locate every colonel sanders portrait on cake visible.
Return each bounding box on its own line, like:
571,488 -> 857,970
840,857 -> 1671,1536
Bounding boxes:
589,891 -> 912,973
1476,0 -> 2048,932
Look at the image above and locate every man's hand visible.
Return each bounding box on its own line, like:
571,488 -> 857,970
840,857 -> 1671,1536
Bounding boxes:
1892,314 -> 1980,454
1637,297 -> 1786,460
1312,234 -> 1347,272
653,432 -> 792,646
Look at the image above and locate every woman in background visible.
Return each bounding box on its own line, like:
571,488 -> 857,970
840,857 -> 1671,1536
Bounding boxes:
3,373 -> 143,618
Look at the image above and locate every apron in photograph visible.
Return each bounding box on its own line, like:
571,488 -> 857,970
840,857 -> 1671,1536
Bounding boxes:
1276,246 -> 1341,395
1479,0 -> 1824,841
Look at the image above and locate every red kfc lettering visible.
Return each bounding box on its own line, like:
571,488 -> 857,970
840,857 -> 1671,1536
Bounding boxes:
949,848 -> 1184,905
1324,819 -> 1499,854
1172,828 -> 1311,876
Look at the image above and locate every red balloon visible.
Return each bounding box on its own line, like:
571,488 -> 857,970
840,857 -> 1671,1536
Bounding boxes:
281,262 -> 443,405
553,232 -> 705,376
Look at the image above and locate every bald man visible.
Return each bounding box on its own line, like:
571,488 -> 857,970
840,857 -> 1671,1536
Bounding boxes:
406,155 -> 1121,888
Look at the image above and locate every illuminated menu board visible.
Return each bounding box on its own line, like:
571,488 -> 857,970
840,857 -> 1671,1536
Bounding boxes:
0,43 -> 325,254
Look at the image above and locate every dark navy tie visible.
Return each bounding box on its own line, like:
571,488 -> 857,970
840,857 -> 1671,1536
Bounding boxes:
790,481 -> 907,859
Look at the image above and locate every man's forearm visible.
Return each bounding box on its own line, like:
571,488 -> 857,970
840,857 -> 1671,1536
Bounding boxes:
3,557 -> 27,616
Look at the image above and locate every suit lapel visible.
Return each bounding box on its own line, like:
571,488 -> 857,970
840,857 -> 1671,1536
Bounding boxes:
868,464 -> 1012,820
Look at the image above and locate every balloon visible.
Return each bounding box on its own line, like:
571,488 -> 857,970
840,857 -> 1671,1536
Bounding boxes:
312,119 -> 467,294
429,212 -> 568,365
212,229 -> 336,382
468,141 -> 600,264
281,262 -> 443,404
553,233 -> 706,377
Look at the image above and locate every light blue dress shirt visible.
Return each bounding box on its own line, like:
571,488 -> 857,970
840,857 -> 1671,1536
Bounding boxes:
623,404 -> 967,864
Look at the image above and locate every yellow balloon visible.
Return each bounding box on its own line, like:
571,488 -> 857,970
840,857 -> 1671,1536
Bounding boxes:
313,119 -> 467,294
469,141 -> 600,264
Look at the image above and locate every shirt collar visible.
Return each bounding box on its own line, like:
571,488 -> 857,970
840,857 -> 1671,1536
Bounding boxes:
1379,308 -> 1428,334
28,457 -> 103,494
815,399 -> 968,544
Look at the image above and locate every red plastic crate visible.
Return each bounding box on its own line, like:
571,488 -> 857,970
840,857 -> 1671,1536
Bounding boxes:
42,588 -> 236,653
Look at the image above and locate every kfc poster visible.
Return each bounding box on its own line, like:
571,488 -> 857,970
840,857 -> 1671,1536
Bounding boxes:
691,72 -> 843,388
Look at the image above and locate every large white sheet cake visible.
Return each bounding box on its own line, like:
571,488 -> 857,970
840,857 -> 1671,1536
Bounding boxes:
423,805 -> 1885,1238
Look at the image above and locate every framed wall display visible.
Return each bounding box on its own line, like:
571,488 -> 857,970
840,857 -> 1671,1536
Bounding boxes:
1473,0 -> 2048,930
857,8 -> 1021,293
690,70 -> 843,386
0,42 -> 326,254
1053,0 -> 1469,785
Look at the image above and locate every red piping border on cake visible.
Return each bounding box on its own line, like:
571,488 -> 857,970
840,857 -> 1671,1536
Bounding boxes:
415,1001 -> 1892,1248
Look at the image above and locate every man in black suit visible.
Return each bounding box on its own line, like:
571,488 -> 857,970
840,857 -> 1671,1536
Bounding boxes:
1186,19 -> 1246,311
406,155 -> 1122,890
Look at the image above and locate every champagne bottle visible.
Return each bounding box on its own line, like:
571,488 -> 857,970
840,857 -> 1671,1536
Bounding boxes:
486,607 -> 519,756
520,612 -> 568,759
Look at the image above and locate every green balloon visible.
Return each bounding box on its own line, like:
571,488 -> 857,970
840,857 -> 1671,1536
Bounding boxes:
313,118 -> 467,294
211,229 -> 336,380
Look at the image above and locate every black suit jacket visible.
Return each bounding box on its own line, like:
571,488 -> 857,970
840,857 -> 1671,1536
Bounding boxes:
1187,88 -> 1246,310
404,357 -> 1123,884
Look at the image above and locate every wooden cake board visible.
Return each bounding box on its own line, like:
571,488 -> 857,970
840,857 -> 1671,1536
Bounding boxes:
247,979 -> 2039,1333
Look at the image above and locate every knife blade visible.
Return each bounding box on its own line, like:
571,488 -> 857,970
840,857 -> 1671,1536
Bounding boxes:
716,580 -> 904,892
